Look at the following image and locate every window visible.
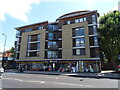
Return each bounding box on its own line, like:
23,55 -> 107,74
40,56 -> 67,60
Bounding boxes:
27,51 -> 39,57
84,18 -> 86,21
76,49 -> 80,55
47,51 -> 58,58
38,26 -> 44,30
37,34 -> 40,41
27,43 -> 30,50
37,43 -> 40,50
73,48 -> 86,55
48,33 -> 54,40
48,41 -> 58,49
93,26 -> 97,35
74,27 -> 84,36
90,48 -> 99,58
75,38 -> 85,47
75,19 -> 79,23
92,15 -> 96,24
75,18 -> 86,23
79,18 -> 83,22
24,28 -> 32,32
28,36 -> 31,42
67,21 -> 70,24
94,37 -> 98,46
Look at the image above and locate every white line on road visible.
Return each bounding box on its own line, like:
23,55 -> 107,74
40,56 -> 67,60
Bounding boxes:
25,80 -> 45,84
52,82 -> 83,87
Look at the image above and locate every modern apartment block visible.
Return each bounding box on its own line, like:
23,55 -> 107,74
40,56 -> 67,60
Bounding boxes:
15,10 -> 101,73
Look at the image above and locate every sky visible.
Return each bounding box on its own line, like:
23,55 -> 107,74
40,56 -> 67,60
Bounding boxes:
0,0 -> 119,52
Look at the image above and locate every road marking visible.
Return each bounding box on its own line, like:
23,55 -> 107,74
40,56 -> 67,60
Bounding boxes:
41,81 -> 45,83
25,80 -> 45,84
3,78 -> 14,80
56,78 -> 59,79
86,85 -> 92,87
14,78 -> 23,82
53,82 -> 83,87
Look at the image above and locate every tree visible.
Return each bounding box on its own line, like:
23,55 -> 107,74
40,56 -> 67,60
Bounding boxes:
98,10 -> 120,71
10,46 -> 15,57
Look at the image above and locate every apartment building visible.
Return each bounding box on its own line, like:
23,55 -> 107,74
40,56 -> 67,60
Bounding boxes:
15,10 -> 101,72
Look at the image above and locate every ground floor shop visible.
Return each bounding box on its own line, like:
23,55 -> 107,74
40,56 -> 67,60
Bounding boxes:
16,59 -> 101,73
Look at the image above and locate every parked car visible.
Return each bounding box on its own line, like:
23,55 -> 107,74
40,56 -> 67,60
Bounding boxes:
0,67 -> 4,79
117,66 -> 120,71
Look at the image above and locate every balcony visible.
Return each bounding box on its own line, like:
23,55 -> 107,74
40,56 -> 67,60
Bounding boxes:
16,34 -> 21,38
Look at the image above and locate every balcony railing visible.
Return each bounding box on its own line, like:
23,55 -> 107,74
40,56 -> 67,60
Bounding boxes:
16,34 -> 21,38
48,45 -> 58,50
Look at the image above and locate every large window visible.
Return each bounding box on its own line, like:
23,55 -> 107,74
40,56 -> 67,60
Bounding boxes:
67,20 -> 71,24
90,48 -> 99,58
73,48 -> 86,55
27,34 -> 40,57
48,25 -> 58,31
38,26 -> 44,30
75,17 -> 86,23
28,34 -> 40,42
73,27 -> 84,37
27,51 -> 39,57
89,26 -> 97,35
94,36 -> 98,46
89,36 -> 98,46
93,26 -> 97,35
92,15 -> 96,24
48,33 -> 54,40
47,51 -> 58,58
48,41 -> 58,49
74,38 -> 85,47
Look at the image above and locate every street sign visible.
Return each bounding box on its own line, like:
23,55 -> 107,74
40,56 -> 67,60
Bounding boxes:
3,57 -> 8,60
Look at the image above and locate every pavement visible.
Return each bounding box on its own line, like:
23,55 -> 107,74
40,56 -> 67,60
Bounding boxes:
5,69 -> 120,79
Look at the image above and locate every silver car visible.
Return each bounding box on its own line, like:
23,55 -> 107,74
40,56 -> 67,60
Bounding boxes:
0,67 -> 4,79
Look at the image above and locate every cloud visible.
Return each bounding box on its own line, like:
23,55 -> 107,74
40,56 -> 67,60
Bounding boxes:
0,0 -> 40,22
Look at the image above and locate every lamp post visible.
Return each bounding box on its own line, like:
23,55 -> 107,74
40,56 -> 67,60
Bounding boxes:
2,34 -> 7,68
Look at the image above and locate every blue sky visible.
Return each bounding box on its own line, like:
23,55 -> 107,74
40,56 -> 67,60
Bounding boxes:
0,0 -> 119,52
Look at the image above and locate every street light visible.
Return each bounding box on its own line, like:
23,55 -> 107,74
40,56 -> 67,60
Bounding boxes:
2,34 -> 7,68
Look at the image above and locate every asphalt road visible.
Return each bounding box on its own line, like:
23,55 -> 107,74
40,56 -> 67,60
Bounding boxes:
1,72 -> 118,88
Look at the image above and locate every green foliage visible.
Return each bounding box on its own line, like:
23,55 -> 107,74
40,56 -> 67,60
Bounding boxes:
98,10 -> 120,71
10,46 -> 15,57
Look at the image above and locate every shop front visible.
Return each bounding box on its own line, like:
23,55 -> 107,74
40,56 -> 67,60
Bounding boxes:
15,59 -> 101,73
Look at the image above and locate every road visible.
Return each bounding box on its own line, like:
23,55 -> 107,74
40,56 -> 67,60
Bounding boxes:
2,72 -> 118,88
